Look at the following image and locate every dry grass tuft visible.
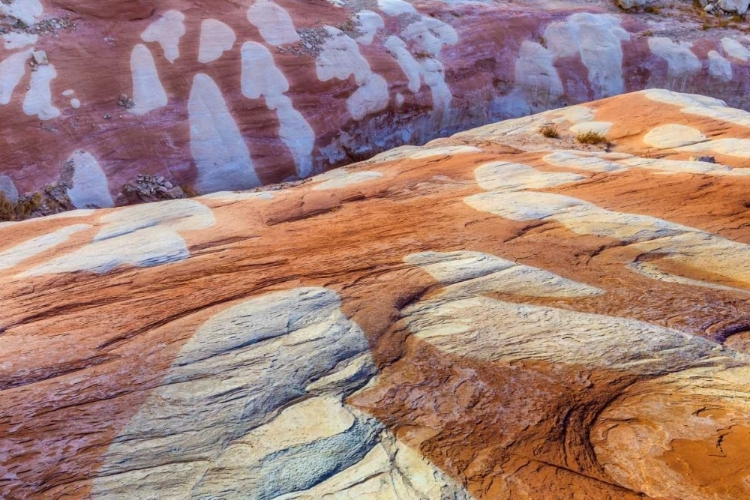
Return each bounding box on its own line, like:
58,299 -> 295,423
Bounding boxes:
540,124 -> 560,139
576,131 -> 608,145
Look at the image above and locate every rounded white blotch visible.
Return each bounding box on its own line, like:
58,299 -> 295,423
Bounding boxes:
544,13 -> 630,99
0,0 -> 43,25
378,0 -> 417,16
354,10 -> 384,45
648,37 -> 701,77
240,41 -> 314,177
130,44 -> 168,115
721,37 -> 750,61
62,89 -> 74,96
643,124 -> 707,149
66,150 -> 114,209
70,98 -> 80,108
247,0 -> 300,46
515,41 -> 564,107
141,10 -> 186,63
0,48 -> 32,105
198,19 -> 236,64
189,73 -> 260,192
317,27 -> 390,121
0,175 -> 18,203
347,73 -> 389,121
23,64 -> 60,120
707,50 -> 732,82
312,170 -> 383,190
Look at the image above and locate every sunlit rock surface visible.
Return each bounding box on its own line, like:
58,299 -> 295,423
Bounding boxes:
1,0 -> 750,205
2,90 -> 750,499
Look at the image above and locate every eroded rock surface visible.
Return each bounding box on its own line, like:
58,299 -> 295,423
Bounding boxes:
1,91 -> 750,499
0,0 -> 750,207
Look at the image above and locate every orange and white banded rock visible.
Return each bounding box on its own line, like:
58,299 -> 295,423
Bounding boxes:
1,0 -> 750,209
1,90 -> 750,499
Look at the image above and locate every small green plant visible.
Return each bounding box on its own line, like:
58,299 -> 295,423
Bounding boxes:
576,131 -> 608,145
540,124 -> 560,139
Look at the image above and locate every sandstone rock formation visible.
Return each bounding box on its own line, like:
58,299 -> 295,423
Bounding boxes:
0,0 -> 750,209
1,90 -> 750,499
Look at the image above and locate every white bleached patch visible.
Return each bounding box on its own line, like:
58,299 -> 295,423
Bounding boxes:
21,200 -> 215,277
367,144 -> 482,163
403,295 -> 728,374
141,10 -> 185,63
648,37 -> 701,77
312,170 -> 383,190
384,35 -> 452,115
66,151 -> 114,209
514,41 -> 563,109
2,32 -> 37,50
707,50 -> 732,81
0,175 -> 18,203
96,199 -> 215,241
0,224 -> 90,272
678,138 -> 750,158
721,37 -> 750,61
22,228 -> 190,276
241,41 -> 314,177
70,98 -> 80,108
354,11 -> 384,45
247,0 -> 300,46
23,64 -> 60,120
465,190 -> 690,240
347,73 -> 389,120
378,0 -> 418,15
189,73 -> 261,193
543,151 -> 626,173
90,287 -> 452,499
44,209 -> 96,220
0,0 -> 43,25
619,157 -> 746,175
643,89 -> 750,128
240,41 -> 289,97
198,19 -> 236,64
317,27 -> 389,121
544,13 -> 630,99
62,89 -> 74,96
199,191 -> 274,201
0,48 -> 32,105
379,13 -> 456,117
643,124 -> 707,149
129,44 -> 168,115
405,250 -> 603,299
316,27 -> 372,84
384,36 -> 421,93
474,161 -> 585,192
401,17 -> 458,58
466,189 -> 750,288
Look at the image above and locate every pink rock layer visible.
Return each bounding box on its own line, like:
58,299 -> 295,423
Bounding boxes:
0,0 -> 748,207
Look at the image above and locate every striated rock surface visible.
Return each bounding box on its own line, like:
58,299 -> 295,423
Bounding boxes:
2,90 -> 750,498
1,0 -> 750,209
